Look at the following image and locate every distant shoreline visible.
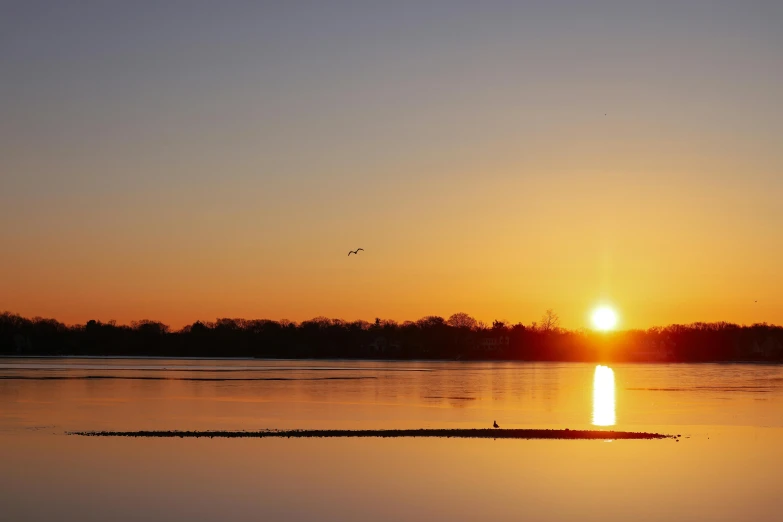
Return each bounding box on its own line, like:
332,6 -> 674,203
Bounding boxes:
0,355 -> 258,361
4,312 -> 781,362
1,355 -> 781,365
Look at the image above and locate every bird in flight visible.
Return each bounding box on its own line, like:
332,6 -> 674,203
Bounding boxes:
348,248 -> 364,256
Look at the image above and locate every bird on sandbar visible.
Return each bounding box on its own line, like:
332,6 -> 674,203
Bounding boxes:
348,248 -> 364,256
493,420 -> 499,429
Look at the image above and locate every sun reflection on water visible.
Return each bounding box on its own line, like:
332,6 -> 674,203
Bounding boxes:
592,365 -> 616,426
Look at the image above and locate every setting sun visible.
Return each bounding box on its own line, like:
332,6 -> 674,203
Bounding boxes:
591,306 -> 618,331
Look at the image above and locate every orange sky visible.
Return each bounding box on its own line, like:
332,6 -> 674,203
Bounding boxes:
2,3 -> 782,329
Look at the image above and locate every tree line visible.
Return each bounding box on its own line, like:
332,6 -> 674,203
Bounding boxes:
1,310 -> 781,362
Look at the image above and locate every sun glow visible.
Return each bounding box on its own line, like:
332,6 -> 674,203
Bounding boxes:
592,365 -> 616,426
591,306 -> 618,331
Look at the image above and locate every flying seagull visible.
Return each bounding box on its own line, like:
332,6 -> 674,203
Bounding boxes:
493,420 -> 499,429
348,248 -> 364,256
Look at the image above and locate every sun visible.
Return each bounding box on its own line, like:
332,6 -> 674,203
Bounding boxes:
591,306 -> 618,331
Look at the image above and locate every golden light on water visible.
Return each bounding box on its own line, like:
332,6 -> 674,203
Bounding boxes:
592,365 -> 616,426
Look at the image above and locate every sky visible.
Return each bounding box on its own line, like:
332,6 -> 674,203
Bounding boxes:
1,1 -> 782,330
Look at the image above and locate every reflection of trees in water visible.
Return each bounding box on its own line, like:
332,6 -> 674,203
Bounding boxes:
0,380 -> 21,402
415,364 -> 487,410
543,365 -> 562,410
419,367 -> 450,405
490,364 -> 508,403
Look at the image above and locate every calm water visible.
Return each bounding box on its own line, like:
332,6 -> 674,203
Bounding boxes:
1,359 -> 782,521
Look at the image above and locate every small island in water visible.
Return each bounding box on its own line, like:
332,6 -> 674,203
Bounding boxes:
69,428 -> 677,440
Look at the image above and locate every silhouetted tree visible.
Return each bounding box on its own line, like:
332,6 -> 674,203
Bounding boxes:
539,309 -> 560,333
492,320 -> 508,331
447,313 -> 479,330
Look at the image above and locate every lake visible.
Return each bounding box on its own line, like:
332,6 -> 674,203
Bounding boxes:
1,359 -> 782,521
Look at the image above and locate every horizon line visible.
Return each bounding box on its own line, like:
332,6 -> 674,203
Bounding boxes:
2,310 -> 780,333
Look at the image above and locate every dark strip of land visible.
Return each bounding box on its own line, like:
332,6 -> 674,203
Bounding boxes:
68,428 -> 673,440
0,376 -> 376,381
0,366 -> 434,373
